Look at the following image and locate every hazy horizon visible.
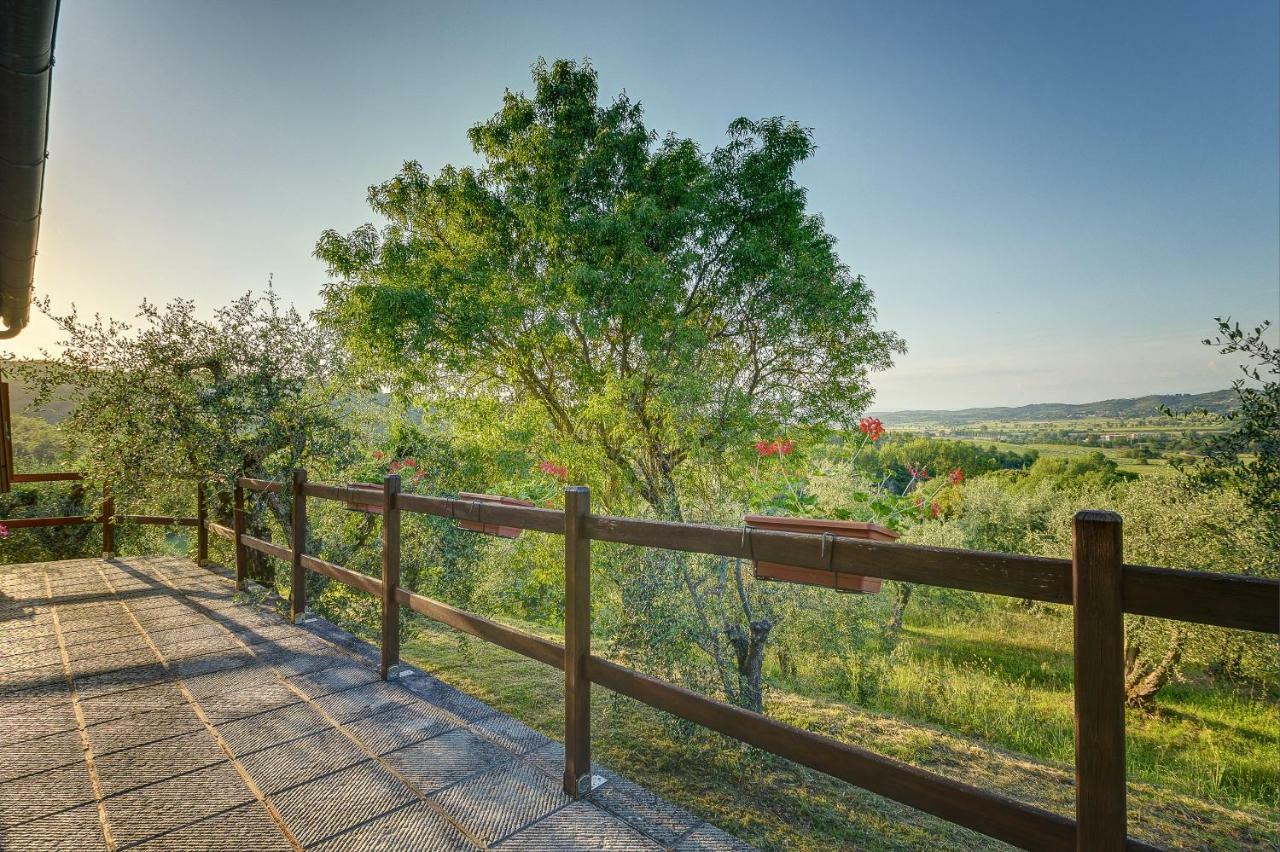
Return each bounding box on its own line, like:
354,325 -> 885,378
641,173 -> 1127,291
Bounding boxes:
7,1 -> 1277,410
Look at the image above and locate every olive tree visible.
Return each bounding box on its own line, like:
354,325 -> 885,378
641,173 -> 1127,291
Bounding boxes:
15,291 -> 355,580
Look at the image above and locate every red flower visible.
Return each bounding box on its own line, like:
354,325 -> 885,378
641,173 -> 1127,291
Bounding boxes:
907,463 -> 930,480
402,458 -> 418,468
388,460 -> 403,473
538,460 -> 568,481
0,523 -> 8,539
948,468 -> 964,485
930,501 -> 941,518
754,438 -> 795,457
858,417 -> 885,441
372,450 -> 384,461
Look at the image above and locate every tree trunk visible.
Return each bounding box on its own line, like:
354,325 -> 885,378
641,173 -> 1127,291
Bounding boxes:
725,619 -> 772,713
1124,627 -> 1184,710
890,582 -> 914,631
635,462 -> 775,712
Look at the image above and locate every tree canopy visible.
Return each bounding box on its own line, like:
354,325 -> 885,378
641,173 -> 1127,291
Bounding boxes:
15,292 -> 353,536
316,59 -> 901,518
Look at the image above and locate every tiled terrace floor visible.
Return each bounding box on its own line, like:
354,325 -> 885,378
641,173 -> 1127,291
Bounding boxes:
0,556 -> 752,851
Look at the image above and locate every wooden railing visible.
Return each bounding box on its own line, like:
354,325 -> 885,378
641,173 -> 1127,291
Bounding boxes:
214,472 -> 1276,852
0,472 -> 205,558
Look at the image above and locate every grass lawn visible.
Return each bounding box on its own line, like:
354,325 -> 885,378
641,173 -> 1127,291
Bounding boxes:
385,608 -> 1279,851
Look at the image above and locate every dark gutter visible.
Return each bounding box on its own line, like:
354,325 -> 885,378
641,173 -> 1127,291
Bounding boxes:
0,0 -> 60,338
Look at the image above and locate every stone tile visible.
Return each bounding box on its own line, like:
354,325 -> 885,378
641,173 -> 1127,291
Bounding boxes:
0,731 -> 85,784
312,800 -> 471,851
311,680 -> 413,723
523,740 -> 566,783
0,760 -> 96,826
589,776 -> 701,845
385,728 -> 513,793
127,801 -> 293,851
0,703 -> 80,745
470,713 -> 552,755
271,759 -> 415,847
398,672 -> 499,723
77,681 -> 188,726
197,681 -> 301,723
431,758 -> 570,845
85,704 -> 206,755
2,802 -> 107,851
287,661 -> 380,698
104,762 -> 255,847
1,557 -> 756,851
237,727 -> 367,794
216,702 -> 329,755
94,735 -> 227,797
342,702 -> 456,756
495,800 -> 663,850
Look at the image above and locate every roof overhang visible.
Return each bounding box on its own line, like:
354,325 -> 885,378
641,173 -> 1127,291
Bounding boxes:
0,0 -> 60,338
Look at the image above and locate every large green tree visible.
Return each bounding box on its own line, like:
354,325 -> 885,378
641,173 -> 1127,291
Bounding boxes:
317,58 -> 901,519
316,59 -> 901,710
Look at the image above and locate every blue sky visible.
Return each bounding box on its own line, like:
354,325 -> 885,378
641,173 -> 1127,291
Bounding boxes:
16,0 -> 1278,409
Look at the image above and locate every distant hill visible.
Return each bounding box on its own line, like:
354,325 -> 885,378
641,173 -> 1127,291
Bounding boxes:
872,390 -> 1236,427
2,361 -> 75,423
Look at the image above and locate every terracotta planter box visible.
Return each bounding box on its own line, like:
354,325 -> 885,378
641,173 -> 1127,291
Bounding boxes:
744,515 -> 899,594
456,492 -> 534,539
342,483 -> 384,514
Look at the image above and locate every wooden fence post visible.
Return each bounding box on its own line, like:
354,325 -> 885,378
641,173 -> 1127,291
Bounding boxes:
196,482 -> 208,565
0,380 -> 12,494
233,481 -> 247,590
380,473 -> 401,680
290,468 -> 308,622
1072,510 -> 1126,851
563,485 -> 591,797
101,483 -> 114,558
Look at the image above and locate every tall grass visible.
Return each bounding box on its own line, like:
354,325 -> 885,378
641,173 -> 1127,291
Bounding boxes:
770,604 -> 1279,811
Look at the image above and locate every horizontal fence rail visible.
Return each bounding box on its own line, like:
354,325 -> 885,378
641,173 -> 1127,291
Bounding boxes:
241,533 -> 291,564
238,476 -> 283,493
11,471 -> 84,483
395,586 -> 566,670
301,552 -> 382,597
0,473 -> 203,559
207,521 -> 235,541
209,472 -> 1279,852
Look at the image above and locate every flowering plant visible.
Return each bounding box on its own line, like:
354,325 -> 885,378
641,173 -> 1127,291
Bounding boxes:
749,437 -> 818,515
363,449 -> 427,488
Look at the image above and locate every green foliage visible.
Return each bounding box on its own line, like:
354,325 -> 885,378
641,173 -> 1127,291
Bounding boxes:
315,57 -> 902,711
0,483 -> 97,562
315,58 -> 902,518
9,413 -> 68,467
11,292 -> 356,577
905,477 -> 1058,555
1178,318 -> 1279,562
853,434 -> 1035,493
908,474 -> 1278,698
1011,451 -> 1138,490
